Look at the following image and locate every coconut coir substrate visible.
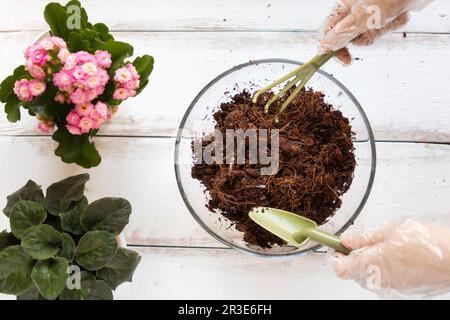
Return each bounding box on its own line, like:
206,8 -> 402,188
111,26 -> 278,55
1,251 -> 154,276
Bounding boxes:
192,88 -> 356,248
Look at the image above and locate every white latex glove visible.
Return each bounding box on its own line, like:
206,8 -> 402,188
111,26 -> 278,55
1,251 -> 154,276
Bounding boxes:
331,218 -> 450,299
320,0 -> 434,64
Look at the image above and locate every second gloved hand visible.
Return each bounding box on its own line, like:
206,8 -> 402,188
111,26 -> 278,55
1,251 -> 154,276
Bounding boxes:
331,217 -> 450,299
320,0 -> 433,64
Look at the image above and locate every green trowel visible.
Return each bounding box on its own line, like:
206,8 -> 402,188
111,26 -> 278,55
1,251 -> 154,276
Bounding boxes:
249,207 -> 351,255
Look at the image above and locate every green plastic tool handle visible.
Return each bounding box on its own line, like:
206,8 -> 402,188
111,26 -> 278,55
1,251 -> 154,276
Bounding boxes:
306,228 -> 351,255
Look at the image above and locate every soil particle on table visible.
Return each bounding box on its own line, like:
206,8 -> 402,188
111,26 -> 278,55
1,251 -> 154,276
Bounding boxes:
192,88 -> 356,248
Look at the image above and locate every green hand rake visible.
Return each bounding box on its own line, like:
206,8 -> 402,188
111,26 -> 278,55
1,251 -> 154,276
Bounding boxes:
252,51 -> 336,121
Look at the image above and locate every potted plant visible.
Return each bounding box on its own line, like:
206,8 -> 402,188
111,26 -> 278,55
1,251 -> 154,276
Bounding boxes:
0,0 -> 154,168
0,174 -> 141,300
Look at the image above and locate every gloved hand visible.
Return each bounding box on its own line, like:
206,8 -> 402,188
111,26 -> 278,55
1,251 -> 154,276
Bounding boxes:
331,217 -> 450,299
320,0 -> 434,64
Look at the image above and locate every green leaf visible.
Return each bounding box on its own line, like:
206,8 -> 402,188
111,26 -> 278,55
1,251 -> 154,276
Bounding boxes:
80,279 -> 113,300
75,231 -> 118,271
31,257 -> 69,300
0,246 -> 34,295
3,180 -> 44,217
53,128 -> 102,169
44,3 -> 70,40
133,55 -> 154,83
81,198 -> 132,235
68,31 -> 92,52
10,201 -> 47,239
60,270 -> 96,300
60,197 -> 88,235
44,173 -> 90,215
5,93 -> 22,123
133,55 -> 154,94
0,231 -> 20,252
58,233 -> 76,261
45,214 -> 64,232
96,248 -> 141,290
17,283 -> 43,300
0,65 -> 27,103
95,40 -> 134,65
93,23 -> 114,42
21,225 -> 62,260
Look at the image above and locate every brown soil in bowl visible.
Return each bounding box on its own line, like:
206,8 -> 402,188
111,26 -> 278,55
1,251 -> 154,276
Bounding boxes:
191,88 -> 356,248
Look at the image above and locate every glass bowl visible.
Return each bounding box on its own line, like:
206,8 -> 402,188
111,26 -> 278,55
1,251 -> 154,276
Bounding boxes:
175,59 -> 376,257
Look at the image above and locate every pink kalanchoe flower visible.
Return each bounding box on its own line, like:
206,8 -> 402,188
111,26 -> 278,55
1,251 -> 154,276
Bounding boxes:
28,80 -> 46,97
25,44 -> 48,67
58,48 -> 70,64
13,79 -> 33,101
53,71 -> 73,90
113,87 -> 131,101
50,37 -> 67,49
86,76 -> 101,89
66,125 -> 82,136
70,89 -> 90,105
66,111 -> 81,126
94,101 -> 109,119
114,67 -> 132,84
81,62 -> 98,76
95,50 -> 112,69
75,102 -> 94,117
38,121 -> 55,134
26,62 -> 46,80
126,63 -> 140,80
72,66 -> 88,81
75,51 -> 95,64
55,92 -> 66,104
78,117 -> 94,134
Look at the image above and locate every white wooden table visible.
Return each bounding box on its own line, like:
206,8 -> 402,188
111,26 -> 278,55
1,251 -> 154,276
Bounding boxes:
0,0 -> 449,300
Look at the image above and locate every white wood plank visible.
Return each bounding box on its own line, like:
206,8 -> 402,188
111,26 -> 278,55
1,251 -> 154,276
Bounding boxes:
1,245 -> 450,300
114,247 -> 379,300
1,0 -> 448,32
0,137 -> 448,248
0,32 -> 449,142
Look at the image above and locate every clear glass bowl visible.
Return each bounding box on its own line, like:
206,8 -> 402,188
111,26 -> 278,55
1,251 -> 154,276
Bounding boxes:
175,59 -> 376,257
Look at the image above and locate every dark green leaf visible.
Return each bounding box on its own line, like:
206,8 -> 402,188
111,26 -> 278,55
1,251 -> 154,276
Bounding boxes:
0,246 -> 34,295
17,283 -> 43,300
0,65 -> 27,103
44,3 -> 70,40
75,231 -> 118,271
96,248 -> 141,290
58,233 -> 76,261
133,55 -> 154,83
53,128 -> 102,169
45,214 -> 64,232
68,31 -> 92,52
21,225 -> 62,260
60,197 -> 88,235
95,40 -> 134,65
80,279 -> 113,300
31,257 -> 69,300
5,92 -> 22,123
93,23 -> 114,41
10,201 -> 47,239
0,231 -> 20,252
81,198 -> 132,235
44,173 -> 90,215
60,270 -> 114,300
3,180 -> 44,217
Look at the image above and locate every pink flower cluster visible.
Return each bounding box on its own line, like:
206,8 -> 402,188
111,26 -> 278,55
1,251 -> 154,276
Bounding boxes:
53,50 -> 112,105
36,114 -> 55,134
13,79 -> 46,102
113,64 -> 140,101
65,101 -> 115,136
25,36 -> 69,80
